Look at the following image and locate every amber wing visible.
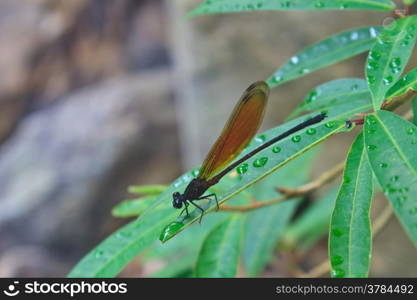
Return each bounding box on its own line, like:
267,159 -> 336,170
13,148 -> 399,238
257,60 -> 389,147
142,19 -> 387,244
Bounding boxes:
198,81 -> 269,180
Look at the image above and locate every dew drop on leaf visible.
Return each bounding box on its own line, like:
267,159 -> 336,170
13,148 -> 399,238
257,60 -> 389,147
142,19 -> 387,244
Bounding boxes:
253,157 -> 268,167
272,146 -> 281,153
331,255 -> 344,266
331,268 -> 345,278
332,228 -> 343,237
291,135 -> 301,142
160,221 -> 184,242
236,163 -> 249,175
306,128 -> 316,135
325,121 -> 335,128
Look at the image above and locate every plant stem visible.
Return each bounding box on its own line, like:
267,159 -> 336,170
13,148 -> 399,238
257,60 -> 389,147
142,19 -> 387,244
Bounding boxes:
220,162 -> 344,212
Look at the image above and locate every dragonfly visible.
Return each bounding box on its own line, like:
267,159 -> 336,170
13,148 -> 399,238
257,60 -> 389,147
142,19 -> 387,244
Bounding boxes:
172,81 -> 326,222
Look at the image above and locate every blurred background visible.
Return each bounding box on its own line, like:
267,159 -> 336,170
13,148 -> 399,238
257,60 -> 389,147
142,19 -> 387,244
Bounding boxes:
0,0 -> 416,277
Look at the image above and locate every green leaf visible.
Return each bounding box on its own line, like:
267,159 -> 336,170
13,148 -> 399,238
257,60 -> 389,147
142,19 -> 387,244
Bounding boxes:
68,111 -> 351,277
165,116 -> 351,241
146,211 -> 230,277
189,0 -> 395,17
68,206 -> 176,277
195,215 -> 244,277
364,110 -> 417,248
127,184 -> 167,195
386,68 -> 417,103
365,16 -> 417,110
242,148 -> 318,276
413,98 -> 417,125
112,195 -> 157,218
267,27 -> 382,87
290,78 -> 372,119
403,0 -> 416,5
283,187 -> 338,251
329,133 -> 373,278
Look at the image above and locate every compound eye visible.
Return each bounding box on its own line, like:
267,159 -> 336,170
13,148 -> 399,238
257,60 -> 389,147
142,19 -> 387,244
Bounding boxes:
172,197 -> 183,209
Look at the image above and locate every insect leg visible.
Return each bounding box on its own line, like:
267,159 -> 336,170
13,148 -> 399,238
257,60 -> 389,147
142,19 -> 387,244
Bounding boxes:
179,202 -> 190,219
198,193 -> 219,211
189,200 -> 205,223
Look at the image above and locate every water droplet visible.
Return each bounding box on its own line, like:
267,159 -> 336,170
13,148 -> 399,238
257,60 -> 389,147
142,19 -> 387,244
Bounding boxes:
192,168 -> 200,177
256,2 -> 263,9
160,221 -> 184,242
314,1 -> 324,8
390,57 -> 401,68
400,40 -> 409,47
350,31 -> 359,41
383,76 -> 393,85
253,157 -> 268,167
345,121 -> 353,129
367,145 -> 377,150
396,196 -> 407,207
332,268 -> 345,278
409,207 -> 417,215
290,56 -> 299,64
255,134 -> 267,143
272,146 -> 281,153
272,74 -> 283,84
379,162 -> 388,168
340,3 -> 349,9
344,176 -> 351,183
306,128 -> 316,135
384,186 -> 397,195
369,50 -> 381,60
291,135 -> 301,142
332,228 -> 343,237
116,231 -> 132,238
281,1 -> 291,8
95,250 -> 104,258
305,91 -> 318,103
331,255 -> 344,266
351,83 -> 359,90
367,128 -> 376,134
405,33 -> 414,40
399,187 -> 410,193
391,175 -> 399,182
367,61 -> 378,70
369,27 -> 378,38
367,75 -> 376,85
236,163 -> 249,174
407,128 -> 414,135
325,121 -> 335,128
299,68 -> 310,74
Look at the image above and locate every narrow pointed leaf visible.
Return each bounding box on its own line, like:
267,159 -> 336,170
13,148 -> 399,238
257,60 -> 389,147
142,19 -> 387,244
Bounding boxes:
127,184 -> 167,195
290,78 -> 371,119
267,27 -> 381,87
364,110 -> 417,248
386,68 -> 417,103
112,196 -> 158,218
329,133 -> 373,278
413,98 -> 417,125
365,16 -> 417,110
195,215 -> 243,277
189,0 -> 395,17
